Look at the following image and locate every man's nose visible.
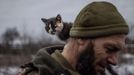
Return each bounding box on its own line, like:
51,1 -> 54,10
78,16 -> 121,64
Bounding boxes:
107,53 -> 118,65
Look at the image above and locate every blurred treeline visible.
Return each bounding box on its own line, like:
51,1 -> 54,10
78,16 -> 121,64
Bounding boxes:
0,27 -> 61,67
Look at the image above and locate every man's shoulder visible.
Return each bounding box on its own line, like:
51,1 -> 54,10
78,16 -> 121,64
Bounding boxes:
32,45 -> 73,75
19,45 -> 79,75
32,45 -> 63,64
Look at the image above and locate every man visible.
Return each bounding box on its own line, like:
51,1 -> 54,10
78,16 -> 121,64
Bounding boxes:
19,1 -> 129,75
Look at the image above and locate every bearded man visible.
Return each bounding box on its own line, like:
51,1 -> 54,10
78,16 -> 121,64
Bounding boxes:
18,1 -> 129,75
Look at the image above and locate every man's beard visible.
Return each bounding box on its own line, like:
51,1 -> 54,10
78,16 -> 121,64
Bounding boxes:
76,42 -> 97,75
76,42 -> 118,75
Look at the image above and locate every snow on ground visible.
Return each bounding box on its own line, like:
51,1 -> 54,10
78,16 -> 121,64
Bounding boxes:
0,66 -> 20,75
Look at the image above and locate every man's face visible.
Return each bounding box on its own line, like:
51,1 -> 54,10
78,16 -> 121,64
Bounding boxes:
77,34 -> 126,75
92,34 -> 126,75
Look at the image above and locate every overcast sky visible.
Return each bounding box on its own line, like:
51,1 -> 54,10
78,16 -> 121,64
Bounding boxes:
0,0 -> 134,40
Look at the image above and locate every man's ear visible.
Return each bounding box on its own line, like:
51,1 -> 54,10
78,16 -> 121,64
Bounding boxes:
56,14 -> 62,22
41,18 -> 47,23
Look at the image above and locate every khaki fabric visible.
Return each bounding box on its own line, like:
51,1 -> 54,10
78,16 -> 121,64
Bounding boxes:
52,50 -> 80,75
32,48 -> 80,75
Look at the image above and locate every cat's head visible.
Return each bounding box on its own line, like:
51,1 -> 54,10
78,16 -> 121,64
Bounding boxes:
41,14 -> 62,34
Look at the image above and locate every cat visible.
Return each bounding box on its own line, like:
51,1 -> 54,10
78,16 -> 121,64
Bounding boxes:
41,14 -> 72,41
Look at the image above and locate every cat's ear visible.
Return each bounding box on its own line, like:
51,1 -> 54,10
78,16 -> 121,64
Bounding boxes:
41,18 -> 47,23
56,14 -> 62,22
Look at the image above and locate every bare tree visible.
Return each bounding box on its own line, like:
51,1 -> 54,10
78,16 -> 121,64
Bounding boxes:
2,27 -> 20,47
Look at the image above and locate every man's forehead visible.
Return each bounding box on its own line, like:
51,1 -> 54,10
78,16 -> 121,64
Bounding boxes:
92,34 -> 127,50
95,34 -> 126,41
92,34 -> 127,47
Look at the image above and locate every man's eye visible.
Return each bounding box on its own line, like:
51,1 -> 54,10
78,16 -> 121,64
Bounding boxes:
104,44 -> 120,52
106,46 -> 117,51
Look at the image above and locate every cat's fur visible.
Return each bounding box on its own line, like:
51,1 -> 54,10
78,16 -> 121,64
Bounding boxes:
41,14 -> 72,41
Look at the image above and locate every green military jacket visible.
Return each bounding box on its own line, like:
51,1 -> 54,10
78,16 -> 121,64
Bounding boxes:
32,46 -> 80,75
